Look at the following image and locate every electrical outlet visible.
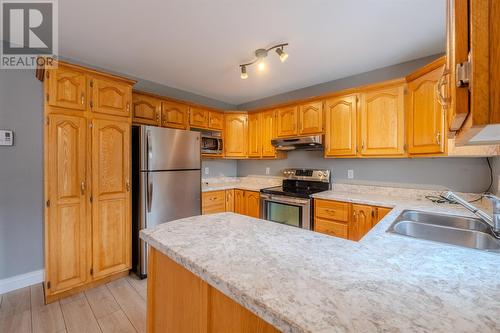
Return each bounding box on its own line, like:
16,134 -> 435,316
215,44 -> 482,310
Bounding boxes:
347,169 -> 354,179
204,167 -> 209,175
265,167 -> 270,175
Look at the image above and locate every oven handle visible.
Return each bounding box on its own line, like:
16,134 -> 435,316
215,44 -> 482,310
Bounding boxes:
260,193 -> 310,206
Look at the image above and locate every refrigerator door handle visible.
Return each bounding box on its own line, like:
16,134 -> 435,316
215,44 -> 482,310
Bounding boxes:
146,129 -> 152,170
147,175 -> 153,213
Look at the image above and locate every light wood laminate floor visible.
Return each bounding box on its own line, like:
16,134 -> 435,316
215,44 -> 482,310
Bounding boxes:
0,274 -> 147,333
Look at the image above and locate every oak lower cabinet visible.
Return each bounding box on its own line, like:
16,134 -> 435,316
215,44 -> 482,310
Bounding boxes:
224,113 -> 248,158
225,189 -> 235,212
147,247 -> 279,333
324,95 -> 358,157
132,92 -> 161,125
314,199 -> 391,241
360,84 -> 405,156
201,190 -> 226,214
407,61 -> 446,155
43,61 -> 134,303
202,189 -> 260,218
90,118 -> 132,279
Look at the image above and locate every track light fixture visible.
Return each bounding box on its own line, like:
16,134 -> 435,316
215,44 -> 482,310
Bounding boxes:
239,43 -> 288,79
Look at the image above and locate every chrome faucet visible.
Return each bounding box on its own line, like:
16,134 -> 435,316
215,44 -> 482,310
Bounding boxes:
443,191 -> 500,236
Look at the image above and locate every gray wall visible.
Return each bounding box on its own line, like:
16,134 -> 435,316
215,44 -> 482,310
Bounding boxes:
237,151 -> 492,193
0,70 -> 44,279
237,54 -> 442,110
202,160 -> 237,178
491,156 -> 500,194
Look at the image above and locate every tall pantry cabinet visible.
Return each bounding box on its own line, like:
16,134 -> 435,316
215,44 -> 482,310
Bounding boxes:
41,61 -> 135,303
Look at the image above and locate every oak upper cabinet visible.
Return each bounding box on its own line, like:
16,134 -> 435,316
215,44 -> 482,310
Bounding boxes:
46,114 -> 90,294
208,111 -> 224,130
261,110 -> 278,158
91,117 -> 131,279
190,107 -> 209,128
248,113 -> 262,158
407,62 -> 446,155
132,93 -> 161,126
276,106 -> 298,137
225,189 -> 235,212
245,191 -> 260,218
446,0 -> 499,143
47,65 -> 87,111
161,101 -> 189,129
234,189 -> 246,215
360,84 -> 405,156
224,113 -> 248,158
324,95 -> 358,157
349,204 -> 373,241
91,77 -> 132,117
298,101 -> 323,135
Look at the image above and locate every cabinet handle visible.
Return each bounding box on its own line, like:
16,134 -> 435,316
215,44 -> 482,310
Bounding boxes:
361,141 -> 365,151
435,132 -> 441,145
80,181 -> 85,195
126,103 -> 130,112
156,112 -> 160,122
325,209 -> 336,214
436,68 -> 450,107
81,93 -> 85,105
126,179 -> 130,192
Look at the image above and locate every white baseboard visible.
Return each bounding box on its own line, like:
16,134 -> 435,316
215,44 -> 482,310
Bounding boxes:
0,270 -> 44,294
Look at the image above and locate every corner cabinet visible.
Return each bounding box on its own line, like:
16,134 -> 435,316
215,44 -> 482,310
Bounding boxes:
42,61 -> 135,303
224,113 -> 248,158
359,84 -> 406,156
324,95 -> 358,157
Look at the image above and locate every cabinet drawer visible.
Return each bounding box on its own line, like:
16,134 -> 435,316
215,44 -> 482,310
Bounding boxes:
314,218 -> 348,239
202,190 -> 225,214
314,199 -> 349,222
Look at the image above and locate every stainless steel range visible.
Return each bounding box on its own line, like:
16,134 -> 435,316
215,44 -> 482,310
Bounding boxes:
260,168 -> 331,230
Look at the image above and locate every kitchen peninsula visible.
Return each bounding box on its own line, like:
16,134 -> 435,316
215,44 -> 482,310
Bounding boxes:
140,196 -> 500,332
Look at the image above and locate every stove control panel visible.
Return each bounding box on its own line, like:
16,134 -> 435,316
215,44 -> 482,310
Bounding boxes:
282,168 -> 331,183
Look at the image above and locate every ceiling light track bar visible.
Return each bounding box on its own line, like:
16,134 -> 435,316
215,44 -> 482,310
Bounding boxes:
239,43 -> 289,79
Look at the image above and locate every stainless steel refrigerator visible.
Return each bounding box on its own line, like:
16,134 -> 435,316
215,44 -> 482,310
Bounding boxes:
132,125 -> 201,277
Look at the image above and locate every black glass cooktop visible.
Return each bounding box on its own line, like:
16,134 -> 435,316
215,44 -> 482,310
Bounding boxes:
260,179 -> 330,199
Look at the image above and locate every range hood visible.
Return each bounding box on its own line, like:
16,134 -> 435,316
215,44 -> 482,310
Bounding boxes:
271,135 -> 323,151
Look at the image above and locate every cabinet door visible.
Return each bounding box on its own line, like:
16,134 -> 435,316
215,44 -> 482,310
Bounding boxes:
407,66 -> 446,154
46,114 -> 89,293
189,107 -> 209,128
245,191 -> 260,218
349,204 -> 373,241
298,101 -> 323,135
202,190 -> 226,215
91,77 -> 132,117
360,85 -> 405,156
224,114 -> 248,157
247,113 -> 262,158
261,110 -> 277,157
324,95 -> 358,157
162,101 -> 189,129
225,189 -> 235,212
276,106 -> 298,137
208,111 -> 224,130
47,67 -> 87,111
375,207 -> 391,226
234,189 -> 246,215
132,93 -> 161,125
91,118 -> 131,279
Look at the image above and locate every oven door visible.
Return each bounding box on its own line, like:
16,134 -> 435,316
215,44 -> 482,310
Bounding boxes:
260,193 -> 311,230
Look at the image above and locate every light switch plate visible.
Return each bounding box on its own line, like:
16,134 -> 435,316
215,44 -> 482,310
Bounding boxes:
204,167 -> 209,175
265,167 -> 270,175
0,130 -> 13,146
347,169 -> 354,179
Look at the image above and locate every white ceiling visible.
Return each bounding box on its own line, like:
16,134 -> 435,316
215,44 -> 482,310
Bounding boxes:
59,0 -> 446,105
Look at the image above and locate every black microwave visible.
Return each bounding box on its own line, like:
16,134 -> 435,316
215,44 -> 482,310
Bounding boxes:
201,134 -> 223,154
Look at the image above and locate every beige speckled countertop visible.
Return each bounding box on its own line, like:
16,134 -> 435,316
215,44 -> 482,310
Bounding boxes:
141,186 -> 499,333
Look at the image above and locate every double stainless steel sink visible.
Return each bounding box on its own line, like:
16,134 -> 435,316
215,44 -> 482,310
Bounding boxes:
387,210 -> 500,252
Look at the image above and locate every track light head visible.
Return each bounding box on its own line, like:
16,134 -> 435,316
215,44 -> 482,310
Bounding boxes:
240,65 -> 248,79
276,47 -> 288,62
